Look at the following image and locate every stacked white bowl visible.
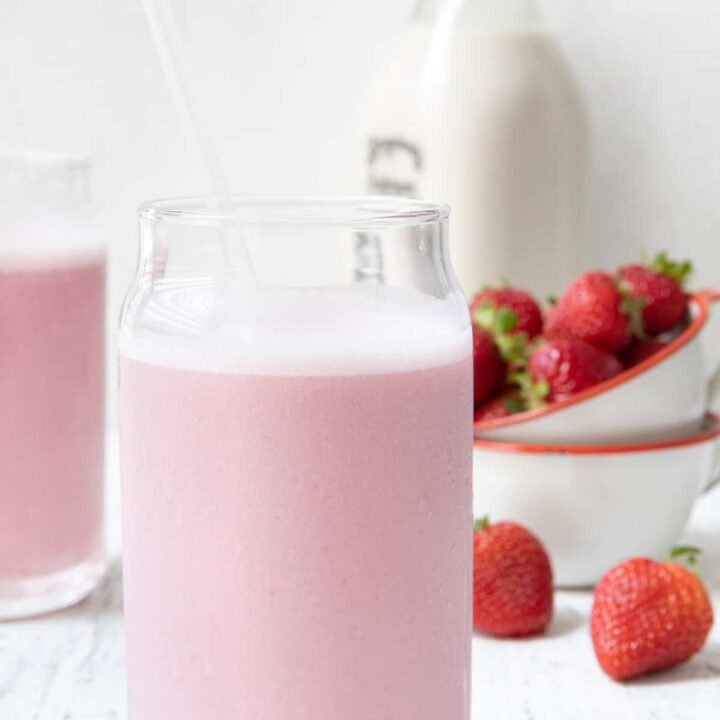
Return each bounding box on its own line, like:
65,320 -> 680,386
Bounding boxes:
473,291 -> 720,587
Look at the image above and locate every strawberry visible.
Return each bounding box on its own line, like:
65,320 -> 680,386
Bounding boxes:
474,392 -> 525,423
473,518 -> 553,637
621,339 -> 668,369
545,272 -> 640,353
618,253 -> 691,336
473,324 -> 504,407
471,287 -> 543,339
591,550 -> 714,681
528,337 -> 623,402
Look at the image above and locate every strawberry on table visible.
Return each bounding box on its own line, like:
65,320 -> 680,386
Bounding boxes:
591,550 -> 714,681
471,287 -> 543,339
528,337 -> 623,403
618,252 -> 692,336
473,518 -> 553,637
472,324 -> 504,407
545,271 -> 640,353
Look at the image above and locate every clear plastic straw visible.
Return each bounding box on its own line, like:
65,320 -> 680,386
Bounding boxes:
140,0 -> 256,282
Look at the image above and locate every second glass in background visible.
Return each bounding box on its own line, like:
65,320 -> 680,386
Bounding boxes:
0,153 -> 106,619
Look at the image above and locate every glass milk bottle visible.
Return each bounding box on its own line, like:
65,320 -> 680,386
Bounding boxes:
361,0 -> 589,298
119,197 -> 472,720
0,153 -> 106,618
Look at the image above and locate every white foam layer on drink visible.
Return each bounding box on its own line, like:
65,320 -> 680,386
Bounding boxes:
0,219 -> 105,270
120,284 -> 471,375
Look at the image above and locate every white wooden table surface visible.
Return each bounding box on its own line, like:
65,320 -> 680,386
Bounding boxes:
1,434 -> 719,720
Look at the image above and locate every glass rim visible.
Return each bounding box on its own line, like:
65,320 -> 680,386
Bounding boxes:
139,196 -> 450,227
0,151 -> 90,169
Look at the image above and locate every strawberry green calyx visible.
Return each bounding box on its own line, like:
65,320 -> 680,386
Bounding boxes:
474,516 -> 491,532
667,545 -> 702,569
475,304 -> 517,335
501,395 -> 526,414
648,251 -> 693,286
474,301 -> 538,404
508,368 -> 549,410
495,332 -> 530,366
474,304 -> 531,365
618,286 -> 647,341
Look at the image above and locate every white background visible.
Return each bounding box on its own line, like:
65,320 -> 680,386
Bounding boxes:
0,0 -> 719,421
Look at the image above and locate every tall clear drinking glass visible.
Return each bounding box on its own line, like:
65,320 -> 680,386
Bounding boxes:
119,197 -> 472,720
0,153 -> 106,618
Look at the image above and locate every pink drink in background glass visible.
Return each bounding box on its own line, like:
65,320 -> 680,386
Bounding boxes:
119,198 -> 472,719
0,154 -> 106,618
0,259 -> 105,578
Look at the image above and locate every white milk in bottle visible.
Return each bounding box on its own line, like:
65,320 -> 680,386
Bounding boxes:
360,0 -> 589,297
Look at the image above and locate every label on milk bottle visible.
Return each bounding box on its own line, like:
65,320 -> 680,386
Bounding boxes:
367,137 -> 423,197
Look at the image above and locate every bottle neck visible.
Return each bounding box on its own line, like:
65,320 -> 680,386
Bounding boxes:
412,0 -> 543,29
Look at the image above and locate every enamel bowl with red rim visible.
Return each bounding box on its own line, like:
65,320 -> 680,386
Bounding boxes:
474,292 -> 720,446
472,413 -> 720,587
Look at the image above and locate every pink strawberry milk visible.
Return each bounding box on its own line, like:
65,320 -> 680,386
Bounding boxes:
0,154 -> 106,618
119,198 -> 473,720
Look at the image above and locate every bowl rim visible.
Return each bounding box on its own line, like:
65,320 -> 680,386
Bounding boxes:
473,413 -> 720,455
474,291 -> 720,435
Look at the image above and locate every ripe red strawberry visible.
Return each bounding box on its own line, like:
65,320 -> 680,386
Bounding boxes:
618,253 -> 691,336
473,324 -> 504,407
473,518 -> 553,637
471,287 -> 543,339
621,339 -> 668,369
545,272 -> 638,353
528,337 -> 623,402
474,393 -> 525,423
591,553 -> 714,681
